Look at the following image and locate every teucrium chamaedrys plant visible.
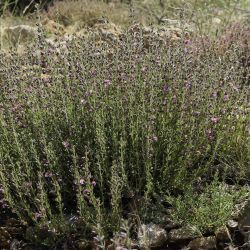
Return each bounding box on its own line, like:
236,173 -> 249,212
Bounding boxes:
0,23 -> 249,235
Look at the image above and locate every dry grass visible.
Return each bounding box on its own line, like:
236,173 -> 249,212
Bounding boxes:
44,0 -> 136,28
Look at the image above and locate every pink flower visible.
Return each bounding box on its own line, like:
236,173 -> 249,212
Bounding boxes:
34,211 -> 43,220
162,84 -> 169,93
206,128 -> 215,140
92,180 -> 97,187
184,39 -> 191,45
83,189 -> 90,194
79,179 -> 85,185
104,79 -> 112,87
212,92 -> 217,98
185,81 -> 192,89
173,95 -> 177,103
211,117 -> 220,123
223,94 -> 229,101
150,135 -> 158,142
0,199 -> 8,209
44,171 -> 53,178
62,140 -> 70,149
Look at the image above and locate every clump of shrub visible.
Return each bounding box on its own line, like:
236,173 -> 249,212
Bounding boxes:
0,22 -> 249,242
166,175 -> 250,233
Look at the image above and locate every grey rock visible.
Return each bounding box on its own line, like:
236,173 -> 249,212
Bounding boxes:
223,244 -> 238,250
215,226 -> 232,248
227,220 -> 238,230
238,200 -> 250,243
164,217 -> 180,230
232,200 -> 249,220
138,223 -> 168,248
188,236 -> 216,250
10,239 -> 22,250
2,25 -> 36,46
168,226 -> 201,243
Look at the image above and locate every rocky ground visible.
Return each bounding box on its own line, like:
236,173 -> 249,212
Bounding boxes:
0,194 -> 249,249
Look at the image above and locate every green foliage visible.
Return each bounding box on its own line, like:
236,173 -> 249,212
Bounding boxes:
165,175 -> 249,233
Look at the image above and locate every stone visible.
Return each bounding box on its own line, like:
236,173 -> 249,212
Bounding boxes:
164,217 -> 180,230
2,25 -> 36,47
10,239 -> 23,250
215,226 -> 232,248
188,236 -> 216,250
238,200 -> 250,243
232,200 -> 248,220
227,220 -> 238,230
168,226 -> 201,243
92,21 -> 122,44
42,18 -> 65,36
138,223 -> 168,248
0,227 -> 11,248
223,244 -> 239,250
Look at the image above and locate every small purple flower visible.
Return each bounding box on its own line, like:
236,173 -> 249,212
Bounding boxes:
104,79 -> 112,87
79,179 -> 85,185
163,84 -> 169,93
185,81 -> 192,89
62,140 -> 70,149
212,91 -> 217,98
92,180 -> 97,187
223,94 -> 229,101
83,189 -> 90,194
34,211 -> 43,220
211,117 -> 220,124
84,90 -> 93,97
206,128 -> 215,140
150,135 -> 158,142
184,39 -> 191,45
0,199 -> 8,209
173,95 -> 177,103
44,171 -> 53,178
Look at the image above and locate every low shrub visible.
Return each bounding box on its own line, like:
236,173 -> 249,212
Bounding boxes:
166,175 -> 250,233
0,23 -> 249,239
